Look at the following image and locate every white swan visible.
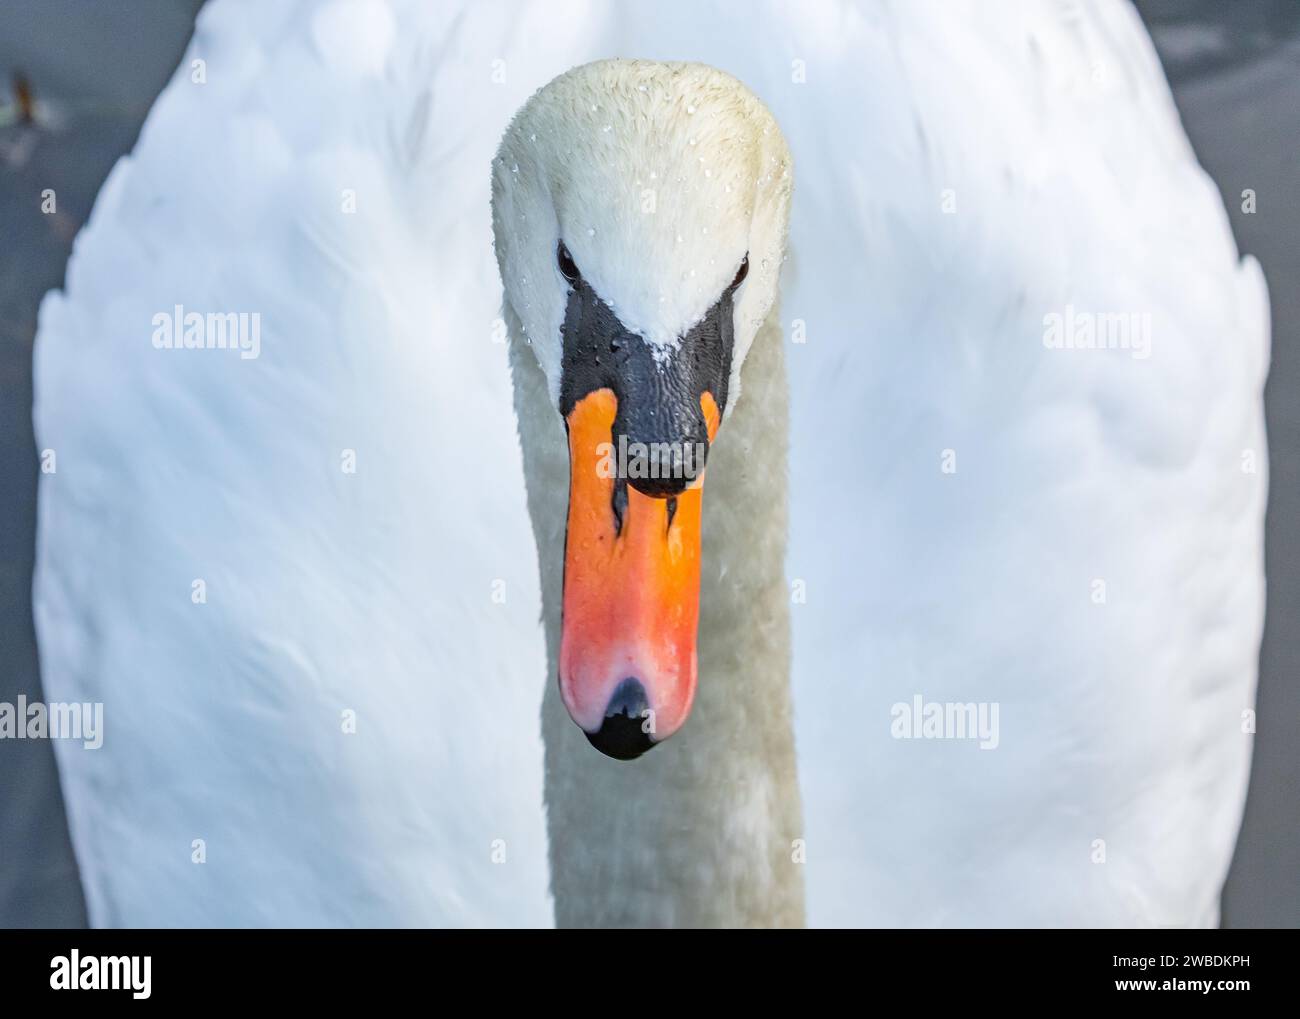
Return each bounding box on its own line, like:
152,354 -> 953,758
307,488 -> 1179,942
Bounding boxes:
32,0 -> 1266,928
493,59 -> 804,926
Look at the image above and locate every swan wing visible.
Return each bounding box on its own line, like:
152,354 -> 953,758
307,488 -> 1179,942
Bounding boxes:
779,0 -> 1269,926
33,0 -> 572,926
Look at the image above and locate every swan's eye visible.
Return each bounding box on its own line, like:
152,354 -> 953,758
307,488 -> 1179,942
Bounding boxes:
557,242 -> 581,286
730,254 -> 749,290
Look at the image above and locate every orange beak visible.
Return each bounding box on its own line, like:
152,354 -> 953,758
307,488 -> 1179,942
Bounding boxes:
559,387 -> 722,759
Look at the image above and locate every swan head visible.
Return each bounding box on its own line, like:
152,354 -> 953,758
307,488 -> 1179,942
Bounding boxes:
492,59 -> 791,759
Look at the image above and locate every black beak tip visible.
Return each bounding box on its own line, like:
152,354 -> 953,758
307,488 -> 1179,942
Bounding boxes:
585,678 -> 657,761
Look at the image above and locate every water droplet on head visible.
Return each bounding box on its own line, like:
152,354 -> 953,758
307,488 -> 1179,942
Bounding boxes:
587,227 -> 596,236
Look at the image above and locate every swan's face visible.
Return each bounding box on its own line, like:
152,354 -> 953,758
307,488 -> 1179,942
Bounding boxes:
492,60 -> 791,759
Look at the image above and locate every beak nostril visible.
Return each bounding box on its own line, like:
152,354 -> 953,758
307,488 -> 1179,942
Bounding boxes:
585,678 -> 657,761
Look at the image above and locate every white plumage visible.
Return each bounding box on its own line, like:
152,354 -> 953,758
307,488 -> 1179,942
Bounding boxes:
33,0 -> 1266,927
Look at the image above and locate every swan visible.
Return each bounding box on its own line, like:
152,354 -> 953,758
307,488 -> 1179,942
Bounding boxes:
492,60 -> 804,926
31,0 -> 1266,929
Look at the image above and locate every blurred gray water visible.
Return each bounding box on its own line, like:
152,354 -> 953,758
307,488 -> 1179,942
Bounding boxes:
0,1 -> 1295,927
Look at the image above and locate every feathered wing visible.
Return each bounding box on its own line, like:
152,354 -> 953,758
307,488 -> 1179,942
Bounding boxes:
778,0 -> 1269,926
32,0 -> 582,926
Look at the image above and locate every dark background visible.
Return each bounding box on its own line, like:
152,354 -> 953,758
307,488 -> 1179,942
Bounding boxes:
1,0 -> 1295,927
